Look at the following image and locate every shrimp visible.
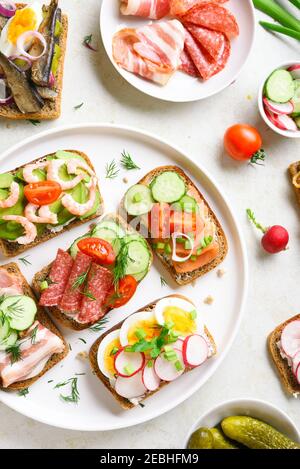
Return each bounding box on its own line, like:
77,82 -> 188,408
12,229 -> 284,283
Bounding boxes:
2,215 -> 37,245
47,160 -> 86,190
22,161 -> 49,183
66,159 -> 95,177
0,182 -> 20,209
61,177 -> 97,216
25,203 -> 58,224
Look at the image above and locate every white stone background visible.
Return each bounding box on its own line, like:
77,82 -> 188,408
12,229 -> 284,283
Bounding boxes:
0,0 -> 299,449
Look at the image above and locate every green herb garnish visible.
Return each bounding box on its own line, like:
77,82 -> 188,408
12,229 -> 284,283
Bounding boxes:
83,34 -> 97,51
78,338 -> 87,344
110,346 -> 119,356
74,102 -> 84,110
160,276 -> 167,287
120,150 -> 140,170
18,388 -> 29,397
89,316 -> 109,332
105,159 -> 119,179
18,255 -> 31,266
30,325 -> 39,345
55,377 -> 80,404
81,291 -> 96,301
27,119 -> 40,126
6,343 -> 22,364
72,271 -> 88,290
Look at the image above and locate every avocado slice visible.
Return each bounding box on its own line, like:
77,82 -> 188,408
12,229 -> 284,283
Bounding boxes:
0,184 -> 25,222
0,173 -> 14,189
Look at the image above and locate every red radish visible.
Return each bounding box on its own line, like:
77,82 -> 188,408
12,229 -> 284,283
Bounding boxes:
114,349 -> 145,378
292,350 -> 300,375
142,364 -> 161,391
172,338 -> 184,352
182,335 -> 208,367
288,64 -> 300,80
276,114 -> 298,132
296,363 -> 300,385
154,350 -> 185,382
264,107 -> 281,127
281,320 -> 300,358
263,97 -> 294,115
246,209 -> 289,254
115,372 -> 147,399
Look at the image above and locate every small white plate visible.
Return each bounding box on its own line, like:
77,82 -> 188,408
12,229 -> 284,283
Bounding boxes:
0,124 -> 248,431
100,0 -> 255,102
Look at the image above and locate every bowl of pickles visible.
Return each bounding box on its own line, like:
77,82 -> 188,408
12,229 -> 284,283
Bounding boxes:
185,398 -> 300,449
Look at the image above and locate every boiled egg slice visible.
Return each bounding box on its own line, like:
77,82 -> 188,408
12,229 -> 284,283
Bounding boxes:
97,329 -> 121,381
119,310 -> 159,347
154,297 -> 204,338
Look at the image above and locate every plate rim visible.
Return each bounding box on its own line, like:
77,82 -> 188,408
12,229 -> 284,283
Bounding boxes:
0,123 -> 249,431
99,0 -> 256,103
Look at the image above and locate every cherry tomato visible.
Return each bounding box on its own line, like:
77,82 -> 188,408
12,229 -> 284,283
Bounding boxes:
107,275 -> 138,308
24,181 -> 62,206
224,124 -> 265,163
77,237 -> 116,265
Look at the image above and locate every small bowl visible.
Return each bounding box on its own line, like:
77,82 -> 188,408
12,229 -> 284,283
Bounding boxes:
258,61 -> 300,139
184,398 -> 300,448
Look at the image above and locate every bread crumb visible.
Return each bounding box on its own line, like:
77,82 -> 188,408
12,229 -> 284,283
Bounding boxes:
217,269 -> 226,278
246,95 -> 252,101
204,295 -> 214,305
76,351 -> 88,360
123,177 -> 128,184
191,280 -> 196,288
6,123 -> 11,129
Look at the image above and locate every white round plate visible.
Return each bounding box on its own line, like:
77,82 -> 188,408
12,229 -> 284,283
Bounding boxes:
0,124 -> 248,431
100,0 -> 255,102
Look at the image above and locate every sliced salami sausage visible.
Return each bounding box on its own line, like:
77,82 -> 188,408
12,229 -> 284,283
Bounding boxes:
39,249 -> 73,307
59,252 -> 91,313
78,263 -> 113,324
170,0 -> 228,17
182,3 -> 239,38
184,23 -> 226,61
179,47 -> 200,77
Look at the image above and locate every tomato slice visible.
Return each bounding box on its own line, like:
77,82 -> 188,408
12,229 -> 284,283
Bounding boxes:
77,237 -> 116,265
107,275 -> 138,308
24,181 -> 62,206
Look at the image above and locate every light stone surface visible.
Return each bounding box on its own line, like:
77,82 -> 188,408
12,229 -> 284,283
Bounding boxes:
0,0 -> 299,449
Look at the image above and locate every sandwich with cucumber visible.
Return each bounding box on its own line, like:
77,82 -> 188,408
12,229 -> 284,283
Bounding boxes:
90,294 -> 217,409
121,166 -> 227,285
0,149 -> 103,257
32,213 -> 153,330
289,160 -> 300,210
0,262 -> 68,391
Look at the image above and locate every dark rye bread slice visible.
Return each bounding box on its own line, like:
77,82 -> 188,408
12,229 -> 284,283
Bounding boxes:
288,161 -> 300,209
32,213 -> 153,331
0,3 -> 68,121
120,166 -> 228,285
0,149 -> 103,257
0,262 -> 68,391
89,294 -> 217,410
268,314 -> 300,396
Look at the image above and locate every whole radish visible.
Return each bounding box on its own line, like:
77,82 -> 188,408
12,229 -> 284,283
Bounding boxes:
246,209 -> 289,254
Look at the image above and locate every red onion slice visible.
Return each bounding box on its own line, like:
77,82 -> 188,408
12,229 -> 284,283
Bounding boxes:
16,30 -> 47,61
0,78 -> 13,105
0,1 -> 16,18
9,55 -> 32,71
49,71 -> 55,87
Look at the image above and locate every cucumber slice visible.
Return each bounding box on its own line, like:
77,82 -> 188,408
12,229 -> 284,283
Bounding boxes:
133,269 -> 148,282
93,220 -> 125,238
70,234 -> 90,258
295,116 -> 300,129
125,240 -> 151,275
0,330 -> 18,351
292,82 -> 300,114
124,184 -> 154,216
123,233 -> 148,246
91,227 -> 121,255
0,296 -> 37,331
151,171 -> 186,203
177,195 -> 198,214
0,316 -> 10,340
265,70 -> 295,103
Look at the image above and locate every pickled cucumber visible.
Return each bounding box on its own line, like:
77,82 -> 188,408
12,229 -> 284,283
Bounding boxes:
187,427 -> 214,449
221,416 -> 300,450
210,428 -> 238,449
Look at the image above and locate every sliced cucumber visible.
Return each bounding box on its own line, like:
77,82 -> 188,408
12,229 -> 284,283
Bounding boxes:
0,316 -> 10,341
0,295 -> 37,331
295,116 -> 300,129
92,227 -> 121,255
151,171 -> 186,203
93,220 -> 125,238
177,195 -> 198,214
124,184 -> 154,216
0,330 -> 18,351
123,233 -> 148,246
292,82 -> 300,114
125,240 -> 151,276
133,269 -> 149,282
70,234 -> 90,258
265,70 -> 295,103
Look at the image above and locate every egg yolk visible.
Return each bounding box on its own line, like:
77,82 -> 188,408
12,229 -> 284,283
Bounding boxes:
8,8 -> 37,45
104,338 -> 121,377
163,306 -> 196,336
127,319 -> 159,345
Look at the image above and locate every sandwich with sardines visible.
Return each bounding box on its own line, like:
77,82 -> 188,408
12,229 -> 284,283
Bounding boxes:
0,0 -> 67,120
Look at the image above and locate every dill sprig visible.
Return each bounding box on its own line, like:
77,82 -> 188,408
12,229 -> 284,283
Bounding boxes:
74,102 -> 84,110
160,276 -> 167,287
81,291 -> 96,301
246,209 -> 266,234
6,343 -> 22,364
105,159 -> 119,179
30,325 -> 39,345
120,150 -> 140,171
27,119 -> 40,126
78,338 -> 86,344
89,316 -> 109,332
18,255 -> 31,266
113,241 -> 130,287
72,271 -> 88,290
55,377 -> 80,404
18,388 -> 29,397
6,298 -> 24,319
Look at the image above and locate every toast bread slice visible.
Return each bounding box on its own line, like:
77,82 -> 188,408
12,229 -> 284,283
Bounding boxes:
0,262 -> 68,391
120,166 -> 228,285
268,314 -> 300,397
32,213 -> 153,331
0,3 -> 68,121
89,294 -> 217,410
0,149 -> 103,257
288,161 -> 300,209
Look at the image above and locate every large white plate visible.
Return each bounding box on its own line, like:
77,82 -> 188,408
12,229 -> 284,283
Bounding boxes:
100,0 -> 255,102
0,124 -> 248,431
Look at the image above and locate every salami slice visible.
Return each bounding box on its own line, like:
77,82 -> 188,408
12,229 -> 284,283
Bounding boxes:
180,47 -> 200,77
39,249 -> 73,307
182,3 -> 239,38
170,0 -> 228,17
184,23 -> 226,61
59,252 -> 91,313
78,264 -> 113,324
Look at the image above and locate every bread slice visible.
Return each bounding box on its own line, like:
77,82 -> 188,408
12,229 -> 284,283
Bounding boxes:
0,262 -> 68,391
0,3 -> 68,121
32,212 -> 153,331
288,161 -> 300,209
120,165 -> 228,285
0,149 -> 103,257
89,294 -> 217,410
268,314 -> 300,397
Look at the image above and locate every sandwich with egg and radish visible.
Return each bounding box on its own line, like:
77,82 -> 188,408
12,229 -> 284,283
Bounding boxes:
90,294 -> 216,409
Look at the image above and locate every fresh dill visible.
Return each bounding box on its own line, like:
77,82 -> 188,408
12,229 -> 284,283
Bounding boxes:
120,150 -> 140,171
6,343 -> 22,364
160,276 -> 167,287
113,241 -> 130,287
18,388 -> 29,397
89,316 -> 109,332
48,380 -> 54,384
105,159 -> 119,179
30,325 -> 39,345
55,377 -> 80,404
74,102 -> 84,110
81,291 -> 96,301
139,402 -> 145,408
27,119 -> 40,126
6,298 -> 24,319
72,271 -> 88,290
18,255 -> 32,266
78,338 -> 87,344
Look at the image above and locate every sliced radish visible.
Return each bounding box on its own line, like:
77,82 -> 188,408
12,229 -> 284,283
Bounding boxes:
115,371 -> 147,399
263,97 -> 294,115
182,334 -> 208,368
281,320 -> 300,358
114,349 -> 145,378
172,338 -> 184,351
296,363 -> 300,385
292,350 -> 300,375
142,363 -> 161,391
276,114 -> 298,132
154,350 -> 185,382
288,64 -> 300,80
264,107 -> 281,126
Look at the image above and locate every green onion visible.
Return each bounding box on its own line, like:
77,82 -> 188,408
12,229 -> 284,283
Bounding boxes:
40,280 -> 48,291
110,347 -> 119,356
164,351 -> 177,361
164,345 -> 174,353
147,360 -> 153,368
156,242 -> 165,250
185,240 -> 192,250
190,310 -> 197,320
135,328 -> 147,340
289,0 -> 300,9
196,248 -> 203,256
204,236 -> 213,246
133,193 -> 142,203
260,21 -> 300,40
175,360 -> 183,371
165,321 -> 174,329
176,237 -> 186,244
164,243 -> 172,255
190,255 -> 197,262
253,0 -> 300,32
124,364 -> 135,375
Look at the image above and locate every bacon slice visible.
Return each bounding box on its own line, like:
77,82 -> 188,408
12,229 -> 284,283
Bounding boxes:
170,0 -> 228,17
0,267 -> 23,296
39,249 -> 74,307
59,252 -> 91,313
120,0 -> 170,19
184,23 -> 226,61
